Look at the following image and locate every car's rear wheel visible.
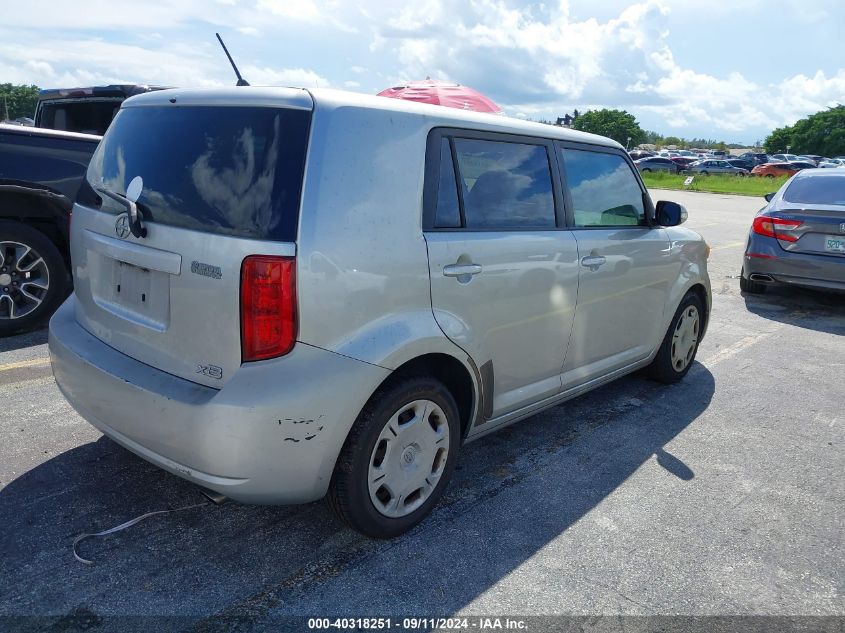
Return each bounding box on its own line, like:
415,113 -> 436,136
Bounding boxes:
645,291 -> 704,384
740,268 -> 767,294
0,221 -> 68,336
327,376 -> 460,538
765,174 -> 775,179
642,168 -> 652,173
700,171 -> 709,176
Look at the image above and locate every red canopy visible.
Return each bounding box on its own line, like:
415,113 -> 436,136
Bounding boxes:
377,80 -> 502,114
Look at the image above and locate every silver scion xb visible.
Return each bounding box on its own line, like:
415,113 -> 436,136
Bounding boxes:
49,87 -> 711,537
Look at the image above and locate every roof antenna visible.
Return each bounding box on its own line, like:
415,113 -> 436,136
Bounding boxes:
215,32 -> 250,86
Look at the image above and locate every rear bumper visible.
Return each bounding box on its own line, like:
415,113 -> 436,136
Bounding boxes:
48,297 -> 390,504
744,234 -> 845,292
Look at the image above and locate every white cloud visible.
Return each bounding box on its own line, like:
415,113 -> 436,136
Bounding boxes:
0,0 -> 842,140
367,0 -> 845,136
256,0 -> 357,32
0,38 -> 223,88
242,65 -> 330,88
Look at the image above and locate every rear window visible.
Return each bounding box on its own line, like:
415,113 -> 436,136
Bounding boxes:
783,176 -> 845,207
38,100 -> 121,135
82,105 -> 311,242
451,138 -> 555,229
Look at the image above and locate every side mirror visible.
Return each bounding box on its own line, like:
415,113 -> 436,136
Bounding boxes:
764,192 -> 776,202
655,200 -> 687,226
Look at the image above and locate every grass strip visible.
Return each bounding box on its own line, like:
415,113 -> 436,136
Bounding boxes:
641,171 -> 790,197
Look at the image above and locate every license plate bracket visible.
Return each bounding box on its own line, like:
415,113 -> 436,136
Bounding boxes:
90,255 -> 171,331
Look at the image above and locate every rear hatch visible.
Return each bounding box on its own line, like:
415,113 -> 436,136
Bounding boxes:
70,89 -> 312,388
774,176 -> 845,260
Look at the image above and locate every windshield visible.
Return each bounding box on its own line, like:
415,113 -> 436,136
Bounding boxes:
783,176 -> 845,206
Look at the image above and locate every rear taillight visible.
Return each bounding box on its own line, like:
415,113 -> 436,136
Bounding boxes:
240,255 -> 297,362
751,216 -> 802,242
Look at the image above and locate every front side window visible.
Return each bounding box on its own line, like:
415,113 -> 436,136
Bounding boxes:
560,149 -> 645,227
452,138 -> 555,229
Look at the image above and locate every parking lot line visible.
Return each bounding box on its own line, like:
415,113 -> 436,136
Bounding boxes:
709,241 -> 745,251
703,330 -> 778,366
0,357 -> 50,372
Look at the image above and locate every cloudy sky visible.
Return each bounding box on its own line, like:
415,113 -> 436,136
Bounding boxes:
1,0 -> 843,143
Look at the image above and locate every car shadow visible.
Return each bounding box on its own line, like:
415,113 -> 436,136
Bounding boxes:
742,285 -> 845,335
0,326 -> 48,352
0,366 -> 715,626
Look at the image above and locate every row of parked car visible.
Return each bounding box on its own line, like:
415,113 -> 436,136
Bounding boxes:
630,149 -> 845,178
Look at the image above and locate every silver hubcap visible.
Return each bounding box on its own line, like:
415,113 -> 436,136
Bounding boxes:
671,305 -> 700,372
368,399 -> 450,518
0,241 -> 50,321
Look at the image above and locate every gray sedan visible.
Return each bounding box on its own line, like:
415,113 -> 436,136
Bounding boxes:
685,159 -> 749,176
741,169 -> 845,294
633,156 -> 681,173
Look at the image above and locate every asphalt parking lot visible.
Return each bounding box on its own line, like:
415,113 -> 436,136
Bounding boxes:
0,190 -> 842,630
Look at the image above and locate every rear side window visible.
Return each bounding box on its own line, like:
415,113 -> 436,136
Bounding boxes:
560,149 -> 645,227
452,138 -> 555,229
83,105 -> 311,242
783,176 -> 845,207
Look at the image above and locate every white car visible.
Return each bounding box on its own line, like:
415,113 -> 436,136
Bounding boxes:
819,158 -> 845,168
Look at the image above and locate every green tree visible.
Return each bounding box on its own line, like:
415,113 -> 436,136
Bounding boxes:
663,135 -> 681,147
643,130 -> 663,145
0,83 -> 40,120
764,105 -> 845,156
572,109 -> 646,147
764,126 -> 792,154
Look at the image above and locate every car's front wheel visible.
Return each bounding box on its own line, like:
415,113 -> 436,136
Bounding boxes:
645,291 -> 704,384
0,221 -> 69,336
328,376 -> 461,538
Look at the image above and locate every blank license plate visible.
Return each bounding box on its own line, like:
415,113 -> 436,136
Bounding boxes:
824,235 -> 845,253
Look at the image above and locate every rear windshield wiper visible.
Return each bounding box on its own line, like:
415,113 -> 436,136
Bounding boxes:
96,182 -> 147,239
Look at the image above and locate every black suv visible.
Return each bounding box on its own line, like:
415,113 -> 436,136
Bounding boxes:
0,84 -> 167,334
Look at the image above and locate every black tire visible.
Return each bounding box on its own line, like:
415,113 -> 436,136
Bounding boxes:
700,171 -> 709,176
765,174 -> 775,179
0,221 -> 69,336
645,291 -> 704,384
641,168 -> 652,173
327,375 -> 461,538
740,268 -> 767,294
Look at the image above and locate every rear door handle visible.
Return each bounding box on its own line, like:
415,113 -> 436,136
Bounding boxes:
580,255 -> 606,269
443,263 -> 482,277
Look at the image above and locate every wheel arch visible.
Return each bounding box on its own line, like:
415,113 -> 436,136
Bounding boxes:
382,352 -> 479,443
686,282 -> 710,340
0,188 -> 71,267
